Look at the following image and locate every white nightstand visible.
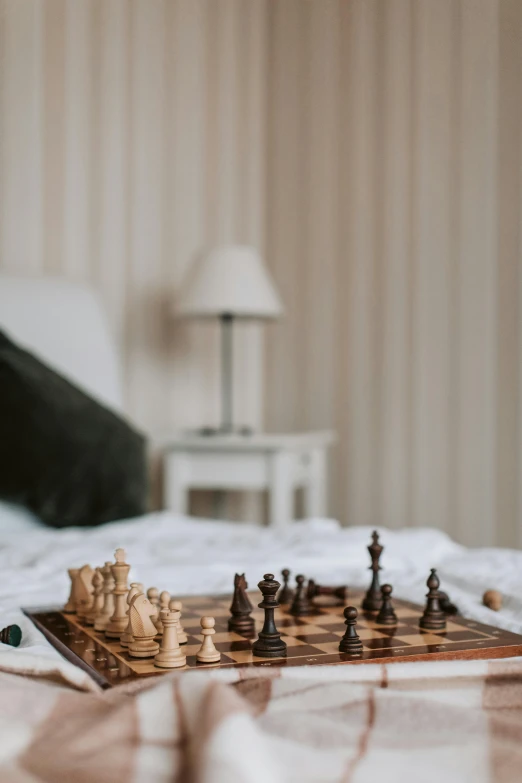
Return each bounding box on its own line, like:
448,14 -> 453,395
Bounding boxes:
162,431 -> 336,529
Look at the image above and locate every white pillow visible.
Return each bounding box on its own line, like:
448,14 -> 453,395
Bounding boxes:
0,501 -> 44,534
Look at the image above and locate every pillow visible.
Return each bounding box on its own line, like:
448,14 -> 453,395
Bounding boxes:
0,330 -> 148,527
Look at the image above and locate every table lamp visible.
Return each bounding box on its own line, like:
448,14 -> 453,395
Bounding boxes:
176,245 -> 283,434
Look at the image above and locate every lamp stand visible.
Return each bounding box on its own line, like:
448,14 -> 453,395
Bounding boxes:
220,313 -> 234,433
198,313 -> 252,437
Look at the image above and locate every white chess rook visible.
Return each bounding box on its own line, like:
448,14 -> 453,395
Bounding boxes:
154,610 -> 186,669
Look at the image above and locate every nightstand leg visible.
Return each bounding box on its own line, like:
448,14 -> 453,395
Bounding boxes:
304,448 -> 327,517
164,453 -> 189,516
269,452 -> 293,529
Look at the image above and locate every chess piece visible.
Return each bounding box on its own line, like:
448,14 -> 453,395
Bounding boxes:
307,580 -> 349,603
228,573 -> 255,635
86,569 -> 104,625
153,591 -> 171,637
106,549 -> 131,639
120,583 -> 143,647
0,624 -> 22,647
376,584 -> 397,625
290,575 -> 312,616
160,591 -> 171,612
196,617 -> 221,664
419,569 -> 446,631
94,562 -> 115,631
75,565 -> 95,622
252,574 -> 287,658
169,599 -> 188,644
439,591 -> 459,615
362,531 -> 383,611
128,594 -> 160,658
154,610 -> 186,668
63,568 -> 79,613
277,569 -> 294,604
483,590 -> 502,611
147,587 -> 160,607
339,607 -> 363,655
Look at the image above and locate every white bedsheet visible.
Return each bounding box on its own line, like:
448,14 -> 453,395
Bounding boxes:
1,507 -> 522,661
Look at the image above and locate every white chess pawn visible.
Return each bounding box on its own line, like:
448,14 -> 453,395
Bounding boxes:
196,617 -> 221,664
94,562 -> 115,631
169,599 -> 187,644
147,587 -> 160,607
154,610 -> 186,669
86,569 -> 104,625
154,591 -> 170,637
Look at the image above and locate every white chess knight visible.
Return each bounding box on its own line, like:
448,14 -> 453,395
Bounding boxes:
128,594 -> 160,658
120,583 -> 143,648
196,617 -> 221,664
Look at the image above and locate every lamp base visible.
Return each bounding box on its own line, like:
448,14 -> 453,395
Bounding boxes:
197,425 -> 254,437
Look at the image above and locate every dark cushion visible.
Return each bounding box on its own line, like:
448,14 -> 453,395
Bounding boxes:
0,330 -> 148,527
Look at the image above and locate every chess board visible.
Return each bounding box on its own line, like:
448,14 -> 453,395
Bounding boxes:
23,591 -> 522,689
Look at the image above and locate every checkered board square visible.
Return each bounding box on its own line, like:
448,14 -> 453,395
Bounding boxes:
23,591 -> 522,689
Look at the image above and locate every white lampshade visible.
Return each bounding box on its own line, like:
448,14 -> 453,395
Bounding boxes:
176,245 -> 283,319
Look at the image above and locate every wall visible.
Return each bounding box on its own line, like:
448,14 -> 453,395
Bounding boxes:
1,0 -> 522,546
265,0 -> 522,548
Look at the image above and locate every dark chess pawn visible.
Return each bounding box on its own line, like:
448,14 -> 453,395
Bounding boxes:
362,530 -> 383,611
252,574 -> 287,658
277,569 -> 294,604
339,606 -> 363,656
419,569 -> 447,631
289,575 -> 312,616
228,573 -> 255,635
376,584 -> 397,625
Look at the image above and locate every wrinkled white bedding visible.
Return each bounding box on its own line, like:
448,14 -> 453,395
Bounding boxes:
1,502 -> 522,662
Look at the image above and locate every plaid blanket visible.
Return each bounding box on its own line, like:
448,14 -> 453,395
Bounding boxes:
1,654 -> 522,782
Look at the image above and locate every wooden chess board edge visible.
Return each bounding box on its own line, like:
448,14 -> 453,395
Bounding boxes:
23,604 -> 522,690
24,608 -> 112,689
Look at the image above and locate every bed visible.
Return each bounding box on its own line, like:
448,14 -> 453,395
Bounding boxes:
1,278 -> 522,781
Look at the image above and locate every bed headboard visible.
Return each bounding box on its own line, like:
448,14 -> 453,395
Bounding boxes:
0,276 -> 123,411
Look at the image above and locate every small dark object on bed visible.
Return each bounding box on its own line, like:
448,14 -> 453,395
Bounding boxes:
0,624 -> 22,647
0,330 -> 147,527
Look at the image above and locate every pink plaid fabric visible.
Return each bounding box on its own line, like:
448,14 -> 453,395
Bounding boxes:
1,656 -> 522,782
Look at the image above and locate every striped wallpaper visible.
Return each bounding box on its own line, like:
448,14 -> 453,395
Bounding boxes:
1,0 -> 522,546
